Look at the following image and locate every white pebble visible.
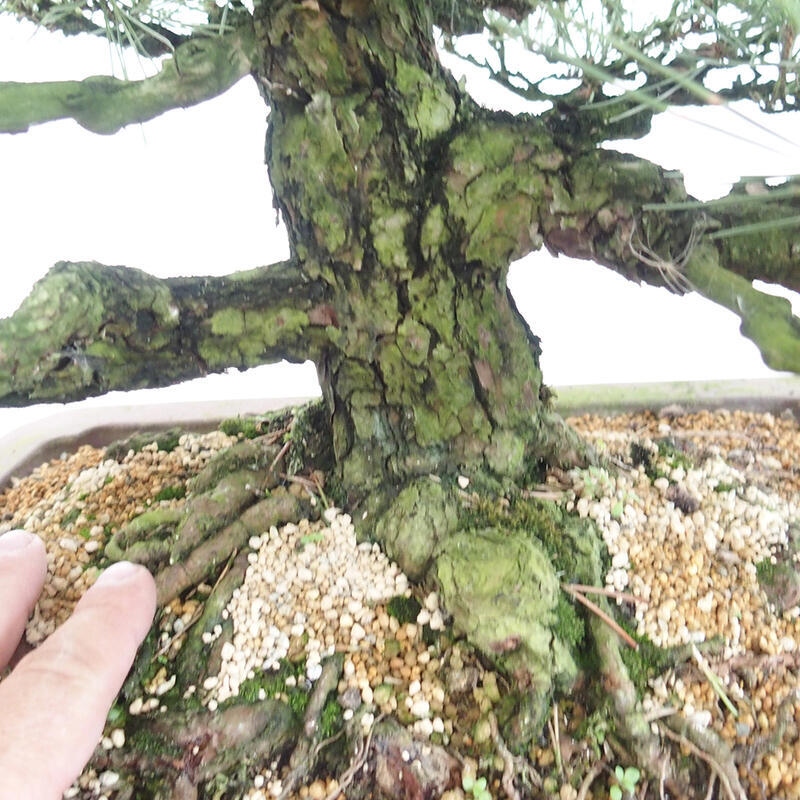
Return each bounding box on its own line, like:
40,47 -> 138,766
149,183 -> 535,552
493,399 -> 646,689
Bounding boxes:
99,771 -> 119,788
307,662 -> 323,681
128,697 -> 144,715
350,623 -> 366,642
156,674 -> 177,696
410,698 -> 430,718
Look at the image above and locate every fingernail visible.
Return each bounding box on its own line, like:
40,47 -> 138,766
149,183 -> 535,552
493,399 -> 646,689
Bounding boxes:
94,561 -> 146,587
0,529 -> 40,553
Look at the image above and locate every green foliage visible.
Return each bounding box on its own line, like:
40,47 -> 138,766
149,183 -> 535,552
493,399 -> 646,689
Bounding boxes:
442,0 -> 800,115
610,764 -> 641,800
462,774 -> 492,800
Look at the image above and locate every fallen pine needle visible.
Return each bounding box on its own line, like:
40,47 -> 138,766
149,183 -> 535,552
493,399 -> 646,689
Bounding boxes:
563,584 -> 639,650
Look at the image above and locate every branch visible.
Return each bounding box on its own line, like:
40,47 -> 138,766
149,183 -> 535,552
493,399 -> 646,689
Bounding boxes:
685,242 -> 800,374
443,112 -> 800,373
0,29 -> 255,134
0,260 -> 332,406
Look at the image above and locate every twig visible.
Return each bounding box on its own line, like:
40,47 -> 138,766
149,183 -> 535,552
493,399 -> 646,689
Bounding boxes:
269,439 -> 292,473
577,760 -> 605,800
691,644 -> 738,718
552,702 -> 564,779
562,584 -> 640,650
563,582 -> 647,606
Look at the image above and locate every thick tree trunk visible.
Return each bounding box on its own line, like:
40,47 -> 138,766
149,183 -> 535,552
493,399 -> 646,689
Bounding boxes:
257,0 -> 584,492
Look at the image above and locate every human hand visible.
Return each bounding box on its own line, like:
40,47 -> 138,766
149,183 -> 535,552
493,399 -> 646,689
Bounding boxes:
0,529 -> 156,799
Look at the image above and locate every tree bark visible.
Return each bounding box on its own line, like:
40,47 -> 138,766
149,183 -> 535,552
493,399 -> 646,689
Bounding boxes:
0,260 -> 330,404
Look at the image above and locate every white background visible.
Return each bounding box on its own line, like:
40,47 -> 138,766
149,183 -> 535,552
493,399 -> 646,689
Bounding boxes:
1,15 -> 800,460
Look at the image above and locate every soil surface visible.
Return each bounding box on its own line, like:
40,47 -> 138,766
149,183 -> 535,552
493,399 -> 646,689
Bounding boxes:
1,405 -> 798,800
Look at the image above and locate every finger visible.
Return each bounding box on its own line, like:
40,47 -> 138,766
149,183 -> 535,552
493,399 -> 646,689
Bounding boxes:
0,530 -> 47,668
0,561 -> 156,799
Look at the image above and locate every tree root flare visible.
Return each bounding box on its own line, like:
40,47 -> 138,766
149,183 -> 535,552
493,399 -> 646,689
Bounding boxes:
155,488 -> 312,605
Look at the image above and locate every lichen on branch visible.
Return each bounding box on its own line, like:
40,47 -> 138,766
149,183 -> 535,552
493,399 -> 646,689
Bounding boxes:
0,259 -> 330,405
0,29 -> 255,134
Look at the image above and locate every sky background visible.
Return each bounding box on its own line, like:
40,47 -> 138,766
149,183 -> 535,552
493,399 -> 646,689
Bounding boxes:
1,15 -> 800,462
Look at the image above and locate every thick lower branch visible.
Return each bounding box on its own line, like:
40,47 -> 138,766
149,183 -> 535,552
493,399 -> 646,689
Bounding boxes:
0,260 -> 330,406
0,30 -> 255,134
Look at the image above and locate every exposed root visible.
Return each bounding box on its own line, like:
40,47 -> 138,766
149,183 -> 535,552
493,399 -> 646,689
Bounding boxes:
577,759 -> 606,800
98,698 -> 296,791
659,716 -> 747,800
154,488 -> 311,605
488,711 -> 540,799
589,613 -> 676,792
324,713 -> 384,800
279,654 -> 344,800
105,431 -> 316,604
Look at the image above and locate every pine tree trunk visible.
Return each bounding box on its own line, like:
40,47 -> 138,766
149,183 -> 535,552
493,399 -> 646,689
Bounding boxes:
256,0 -> 580,494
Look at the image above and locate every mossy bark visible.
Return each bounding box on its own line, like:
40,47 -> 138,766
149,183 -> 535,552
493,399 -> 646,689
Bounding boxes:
256,0 -> 597,495
2,4 -> 800,793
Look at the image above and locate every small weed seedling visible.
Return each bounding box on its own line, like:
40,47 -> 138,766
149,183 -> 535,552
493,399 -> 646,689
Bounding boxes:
610,765 -> 640,800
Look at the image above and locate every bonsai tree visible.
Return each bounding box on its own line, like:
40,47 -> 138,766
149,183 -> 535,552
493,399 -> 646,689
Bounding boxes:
1,1 -> 798,796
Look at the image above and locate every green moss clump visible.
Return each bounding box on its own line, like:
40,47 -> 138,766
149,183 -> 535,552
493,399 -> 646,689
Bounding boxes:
387,595 -> 422,625
461,494 -> 602,584
156,430 -> 182,453
154,484 -> 186,502
220,416 -> 263,439
618,629 -> 672,693
553,593 -> 584,652
655,438 -> 692,473
319,696 -> 344,739
235,659 -> 310,718
129,730 -> 181,762
755,557 -> 776,585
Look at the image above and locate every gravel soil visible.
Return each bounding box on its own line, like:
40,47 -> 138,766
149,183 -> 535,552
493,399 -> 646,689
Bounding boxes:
1,406 -> 799,800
